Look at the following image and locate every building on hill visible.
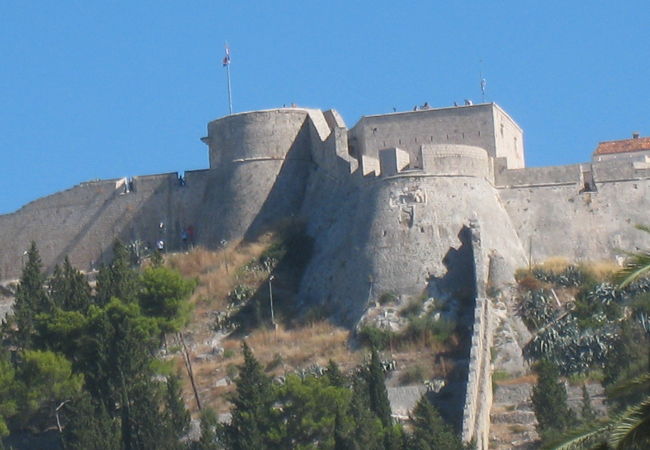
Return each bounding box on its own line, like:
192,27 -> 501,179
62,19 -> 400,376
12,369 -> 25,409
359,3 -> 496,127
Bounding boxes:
592,133 -> 650,162
0,102 -> 648,298
0,101 -> 649,448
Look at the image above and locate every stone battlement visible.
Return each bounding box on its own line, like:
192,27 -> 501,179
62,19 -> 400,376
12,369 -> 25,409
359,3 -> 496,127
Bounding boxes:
2,102 -> 648,283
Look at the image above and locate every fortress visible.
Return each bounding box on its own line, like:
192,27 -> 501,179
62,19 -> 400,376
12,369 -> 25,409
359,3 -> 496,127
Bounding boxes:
2,103 -> 648,294
2,103 -> 649,447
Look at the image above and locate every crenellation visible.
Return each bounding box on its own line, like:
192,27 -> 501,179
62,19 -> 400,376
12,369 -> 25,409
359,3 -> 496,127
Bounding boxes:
378,148 -> 410,177
360,153 -> 380,176
420,144 -> 490,179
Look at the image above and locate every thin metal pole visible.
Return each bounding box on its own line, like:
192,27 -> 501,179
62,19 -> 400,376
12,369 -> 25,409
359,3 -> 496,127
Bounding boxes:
269,275 -> 276,328
226,62 -> 233,115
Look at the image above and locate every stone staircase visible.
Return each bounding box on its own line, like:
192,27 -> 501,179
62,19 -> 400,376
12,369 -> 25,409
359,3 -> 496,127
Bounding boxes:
489,381 -> 539,449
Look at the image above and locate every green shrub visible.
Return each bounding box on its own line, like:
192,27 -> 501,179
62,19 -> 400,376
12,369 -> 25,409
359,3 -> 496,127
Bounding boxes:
378,292 -> 398,305
357,325 -> 394,350
399,364 -> 426,385
401,298 -> 423,318
400,316 -> 455,346
227,284 -> 254,305
265,353 -> 284,371
492,370 -> 511,383
226,363 -> 238,380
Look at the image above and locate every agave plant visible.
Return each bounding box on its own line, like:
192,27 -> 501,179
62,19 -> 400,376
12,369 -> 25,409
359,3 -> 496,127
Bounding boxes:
524,315 -> 618,375
518,289 -> 557,331
532,265 -> 588,287
586,282 -> 623,306
555,226 -> 650,448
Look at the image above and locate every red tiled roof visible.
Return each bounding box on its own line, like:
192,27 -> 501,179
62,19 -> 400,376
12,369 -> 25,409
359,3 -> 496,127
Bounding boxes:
594,137 -> 650,155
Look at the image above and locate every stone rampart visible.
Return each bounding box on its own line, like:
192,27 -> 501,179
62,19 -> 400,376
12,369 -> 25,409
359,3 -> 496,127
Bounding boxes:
497,156 -> 650,262
0,168 -> 224,280
495,162 -> 582,187
460,222 -> 493,449
421,144 -> 490,179
496,156 -> 650,189
593,157 -> 650,182
361,154 -> 380,176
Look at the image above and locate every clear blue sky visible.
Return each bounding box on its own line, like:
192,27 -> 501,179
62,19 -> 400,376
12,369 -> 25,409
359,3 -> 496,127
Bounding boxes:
1,1 -> 648,214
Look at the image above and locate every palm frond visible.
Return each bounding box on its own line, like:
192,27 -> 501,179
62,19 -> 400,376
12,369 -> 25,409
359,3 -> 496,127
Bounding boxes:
617,252 -> 650,289
617,224 -> 650,289
634,224 -> 650,234
608,395 -> 650,449
551,423 -> 610,449
608,373 -> 650,399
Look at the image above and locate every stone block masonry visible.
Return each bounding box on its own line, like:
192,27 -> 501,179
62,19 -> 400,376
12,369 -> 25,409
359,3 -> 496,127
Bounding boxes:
460,222 -> 493,449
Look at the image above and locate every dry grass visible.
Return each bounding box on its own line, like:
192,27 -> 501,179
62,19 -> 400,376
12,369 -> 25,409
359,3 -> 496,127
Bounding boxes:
494,374 -> 537,386
532,257 -> 620,279
166,235 -> 275,313
246,322 -> 356,369
535,257 -> 572,273
586,260 -> 621,280
185,321 -> 359,413
164,231 -> 462,415
163,236 -> 363,414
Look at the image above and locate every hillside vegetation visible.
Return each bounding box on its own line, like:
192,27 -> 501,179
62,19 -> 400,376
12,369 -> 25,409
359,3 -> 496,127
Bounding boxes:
0,227 -> 467,449
512,255 -> 650,448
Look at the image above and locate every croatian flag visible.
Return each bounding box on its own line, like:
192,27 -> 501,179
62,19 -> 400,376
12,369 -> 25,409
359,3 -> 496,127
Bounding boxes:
222,45 -> 231,67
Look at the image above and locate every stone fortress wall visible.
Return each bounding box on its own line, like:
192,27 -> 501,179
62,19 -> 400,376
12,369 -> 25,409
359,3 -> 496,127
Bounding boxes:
2,101 -> 649,299
460,222 -> 493,450
1,102 -> 650,446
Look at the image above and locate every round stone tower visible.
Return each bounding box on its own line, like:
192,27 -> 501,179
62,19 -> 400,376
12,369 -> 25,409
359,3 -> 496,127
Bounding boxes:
298,144 -> 527,324
201,109 -> 315,242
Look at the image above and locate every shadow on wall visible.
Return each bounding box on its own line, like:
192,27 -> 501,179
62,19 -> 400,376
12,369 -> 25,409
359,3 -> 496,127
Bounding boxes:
425,225 -> 478,430
229,224 -> 315,332
48,187 -> 122,274
91,177 -> 207,269
427,226 -> 477,322
243,120 -> 313,242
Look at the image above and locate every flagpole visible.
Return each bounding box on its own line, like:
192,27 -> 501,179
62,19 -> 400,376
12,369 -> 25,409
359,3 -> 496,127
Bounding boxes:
226,62 -> 233,115
479,59 -> 486,103
223,43 -> 233,115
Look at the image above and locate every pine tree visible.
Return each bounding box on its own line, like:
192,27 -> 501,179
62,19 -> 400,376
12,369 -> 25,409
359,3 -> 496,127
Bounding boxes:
581,384 -> 596,424
196,408 -> 221,450
349,375 -> 382,449
408,395 -> 462,450
62,393 -> 121,450
366,348 -> 392,428
326,359 -> 346,388
79,299 -> 159,415
11,241 -> 49,349
95,241 -> 138,306
334,407 -> 357,450
165,375 -> 190,440
138,266 -> 196,335
224,342 -> 274,450
532,359 -> 576,437
0,350 -> 17,439
49,256 -> 91,312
